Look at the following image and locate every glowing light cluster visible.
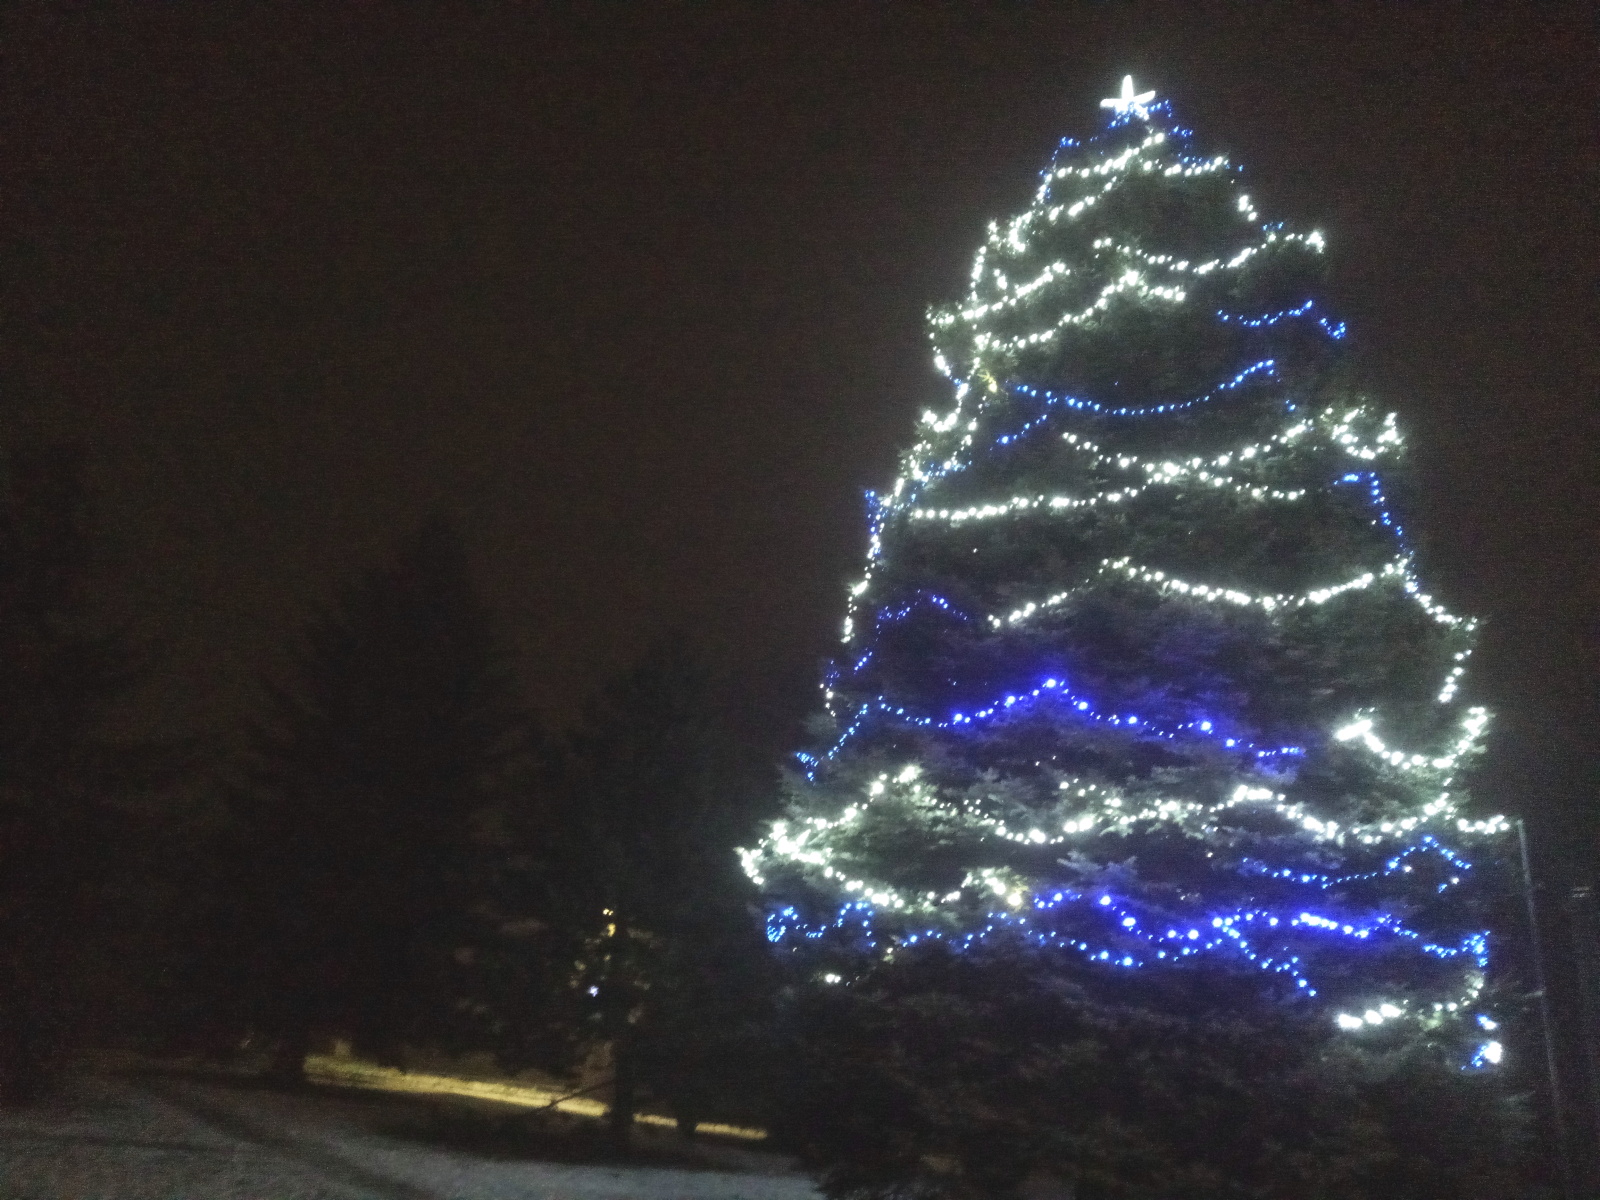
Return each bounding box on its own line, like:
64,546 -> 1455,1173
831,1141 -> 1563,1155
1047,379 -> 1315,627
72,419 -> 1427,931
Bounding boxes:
1100,75 -> 1156,119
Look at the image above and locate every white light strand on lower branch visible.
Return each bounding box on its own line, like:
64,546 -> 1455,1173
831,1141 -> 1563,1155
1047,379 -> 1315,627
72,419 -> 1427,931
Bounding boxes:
991,555 -> 1472,634
754,709 -> 1502,891
758,881 -> 1492,1039
1052,403 -> 1401,478
1334,706 -> 1490,775
900,403 -> 1407,527
907,470 -> 1307,525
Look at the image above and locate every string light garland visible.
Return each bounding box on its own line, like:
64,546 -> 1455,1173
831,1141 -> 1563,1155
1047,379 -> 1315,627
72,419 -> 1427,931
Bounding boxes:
750,79 -> 1506,1067
807,675 -> 1310,770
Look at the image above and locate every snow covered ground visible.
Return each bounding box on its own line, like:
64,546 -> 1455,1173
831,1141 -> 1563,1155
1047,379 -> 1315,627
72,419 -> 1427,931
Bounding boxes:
0,1074 -> 821,1200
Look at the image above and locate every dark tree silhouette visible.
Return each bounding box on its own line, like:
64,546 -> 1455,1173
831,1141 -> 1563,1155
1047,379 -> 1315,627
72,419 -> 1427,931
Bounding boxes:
780,938 -> 1528,1200
240,516 -> 531,1080
556,642 -> 775,1145
0,445 -> 153,1103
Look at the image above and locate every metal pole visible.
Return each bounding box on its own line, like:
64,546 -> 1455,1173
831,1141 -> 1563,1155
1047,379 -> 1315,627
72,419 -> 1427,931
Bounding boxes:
1518,817 -> 1575,1200
1566,884 -> 1600,1187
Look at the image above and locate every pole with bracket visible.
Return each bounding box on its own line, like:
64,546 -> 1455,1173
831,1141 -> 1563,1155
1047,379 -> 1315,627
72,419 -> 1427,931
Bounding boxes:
1518,817 -> 1575,1200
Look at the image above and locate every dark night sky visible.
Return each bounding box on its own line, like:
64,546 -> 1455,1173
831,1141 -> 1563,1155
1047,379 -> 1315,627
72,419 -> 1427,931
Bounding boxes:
3,5 -> 1595,847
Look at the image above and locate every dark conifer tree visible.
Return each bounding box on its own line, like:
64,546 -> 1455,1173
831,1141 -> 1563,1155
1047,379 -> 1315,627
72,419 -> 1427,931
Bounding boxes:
558,642 -> 774,1144
241,516 -> 531,1078
0,445 -> 154,1102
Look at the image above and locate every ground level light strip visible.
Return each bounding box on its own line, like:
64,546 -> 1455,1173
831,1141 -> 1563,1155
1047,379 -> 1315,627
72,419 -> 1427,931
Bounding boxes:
303,1054 -> 767,1142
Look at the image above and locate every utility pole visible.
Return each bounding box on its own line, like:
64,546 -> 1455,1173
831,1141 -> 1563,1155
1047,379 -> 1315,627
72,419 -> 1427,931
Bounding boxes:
1518,818 -> 1575,1200
1566,884 -> 1600,1190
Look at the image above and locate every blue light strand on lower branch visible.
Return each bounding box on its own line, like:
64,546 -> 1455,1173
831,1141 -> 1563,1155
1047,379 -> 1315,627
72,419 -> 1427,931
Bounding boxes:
765,889 -> 1490,1009
1007,357 -> 1276,418
1241,834 -> 1474,894
767,900 -> 878,946
832,592 -> 976,689
873,591 -> 972,627
1337,469 -> 1406,543
992,407 -> 1059,448
805,673 -> 1304,774
1216,298 -> 1348,340
1218,300 -> 1312,328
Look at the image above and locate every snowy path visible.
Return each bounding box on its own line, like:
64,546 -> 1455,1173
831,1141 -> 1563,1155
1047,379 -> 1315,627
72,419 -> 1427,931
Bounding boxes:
0,1075 -> 821,1200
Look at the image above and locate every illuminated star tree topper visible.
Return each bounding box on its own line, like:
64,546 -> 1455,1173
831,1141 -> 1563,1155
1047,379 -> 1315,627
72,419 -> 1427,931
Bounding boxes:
1100,74 -> 1157,120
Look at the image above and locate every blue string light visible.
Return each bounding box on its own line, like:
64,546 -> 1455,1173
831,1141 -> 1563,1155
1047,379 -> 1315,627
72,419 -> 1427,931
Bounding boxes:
830,592 -> 975,690
765,890 -> 1490,1005
1240,835 -> 1473,892
1008,357 -> 1277,418
807,673 -> 1304,775
1216,298 -> 1347,340
1337,470 -> 1406,542
992,407 -> 1059,448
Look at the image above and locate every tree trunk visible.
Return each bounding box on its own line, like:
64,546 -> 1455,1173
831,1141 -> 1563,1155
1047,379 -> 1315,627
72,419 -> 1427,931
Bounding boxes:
675,1108 -> 700,1141
265,1023 -> 311,1088
607,1035 -> 637,1150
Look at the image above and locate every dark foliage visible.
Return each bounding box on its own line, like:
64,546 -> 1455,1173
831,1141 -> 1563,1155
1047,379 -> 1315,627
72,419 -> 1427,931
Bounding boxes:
0,445 -> 177,1102
551,641 -> 778,1143
237,516 -> 534,1076
781,940 -> 1529,1200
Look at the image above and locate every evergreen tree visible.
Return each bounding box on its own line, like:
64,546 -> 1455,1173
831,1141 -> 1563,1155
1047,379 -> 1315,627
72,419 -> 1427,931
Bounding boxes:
746,81 -> 1521,1195
558,642 -> 775,1145
0,445 -> 158,1101
240,516 -> 531,1078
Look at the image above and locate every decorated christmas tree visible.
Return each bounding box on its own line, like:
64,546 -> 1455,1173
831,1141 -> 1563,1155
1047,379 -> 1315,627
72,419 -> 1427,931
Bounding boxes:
745,79 -> 1508,1066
